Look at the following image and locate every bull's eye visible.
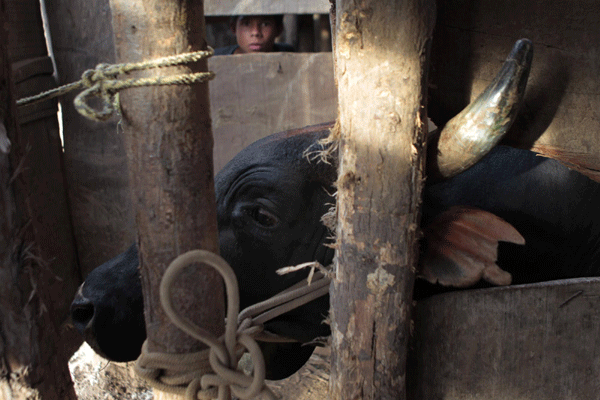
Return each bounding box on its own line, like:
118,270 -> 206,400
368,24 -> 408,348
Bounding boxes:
251,207 -> 279,228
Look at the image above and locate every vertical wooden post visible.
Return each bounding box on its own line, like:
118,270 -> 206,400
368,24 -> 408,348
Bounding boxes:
108,0 -> 224,398
329,0 -> 435,399
45,0 -> 137,278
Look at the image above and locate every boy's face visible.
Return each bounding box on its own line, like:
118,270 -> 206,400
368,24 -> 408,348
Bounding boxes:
233,16 -> 282,54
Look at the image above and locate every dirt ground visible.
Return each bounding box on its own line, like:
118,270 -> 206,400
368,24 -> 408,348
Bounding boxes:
69,343 -> 330,399
69,343 -> 153,400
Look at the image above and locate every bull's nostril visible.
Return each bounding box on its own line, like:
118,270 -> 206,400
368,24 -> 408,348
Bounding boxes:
71,303 -> 95,327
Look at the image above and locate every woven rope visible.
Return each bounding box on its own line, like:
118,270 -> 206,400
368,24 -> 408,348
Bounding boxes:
135,251 -> 331,399
16,48 -> 215,121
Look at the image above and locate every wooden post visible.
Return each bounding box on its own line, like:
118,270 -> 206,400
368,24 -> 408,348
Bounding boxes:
329,0 -> 435,399
0,0 -> 79,398
108,0 -> 225,398
45,0 -> 137,278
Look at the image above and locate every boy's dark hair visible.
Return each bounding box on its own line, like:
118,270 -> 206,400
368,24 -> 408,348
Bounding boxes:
229,14 -> 285,30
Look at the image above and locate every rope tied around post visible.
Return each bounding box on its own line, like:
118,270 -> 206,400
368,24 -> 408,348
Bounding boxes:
135,250 -> 332,400
16,48 -> 216,121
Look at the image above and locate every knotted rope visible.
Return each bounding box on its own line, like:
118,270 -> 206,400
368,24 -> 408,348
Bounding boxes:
16,48 -> 215,121
135,250 -> 331,399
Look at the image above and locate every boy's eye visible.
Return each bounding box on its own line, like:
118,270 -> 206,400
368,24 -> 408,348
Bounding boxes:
250,207 -> 279,228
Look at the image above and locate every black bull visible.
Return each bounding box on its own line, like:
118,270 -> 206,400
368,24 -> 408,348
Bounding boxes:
71,122 -> 600,379
71,39 -> 600,379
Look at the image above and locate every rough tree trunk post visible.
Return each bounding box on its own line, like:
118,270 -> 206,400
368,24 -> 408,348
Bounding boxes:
108,0 -> 224,398
329,1 -> 435,399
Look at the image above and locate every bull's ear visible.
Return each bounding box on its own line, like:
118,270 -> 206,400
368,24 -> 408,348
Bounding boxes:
419,206 -> 525,287
428,39 -> 533,180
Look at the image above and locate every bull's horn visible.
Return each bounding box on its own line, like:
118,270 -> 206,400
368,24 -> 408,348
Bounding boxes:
429,38 -> 533,179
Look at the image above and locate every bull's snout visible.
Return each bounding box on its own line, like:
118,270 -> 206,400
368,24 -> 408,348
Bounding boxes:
69,283 -> 146,362
71,285 -> 95,334
69,283 -> 119,361
69,246 -> 147,363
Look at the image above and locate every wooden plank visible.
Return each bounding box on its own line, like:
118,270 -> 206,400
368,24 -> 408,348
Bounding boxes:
409,278 -> 600,400
5,0 -> 46,62
204,0 -> 330,16
429,0 -> 600,180
1,0 -> 78,397
12,55 -> 81,330
329,0 -> 434,398
208,52 -> 337,172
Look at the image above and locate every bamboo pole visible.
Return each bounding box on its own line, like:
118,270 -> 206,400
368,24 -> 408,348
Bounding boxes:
329,0 -> 435,398
108,0 -> 224,398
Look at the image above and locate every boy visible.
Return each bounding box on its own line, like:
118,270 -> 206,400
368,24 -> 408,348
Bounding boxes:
214,15 -> 294,55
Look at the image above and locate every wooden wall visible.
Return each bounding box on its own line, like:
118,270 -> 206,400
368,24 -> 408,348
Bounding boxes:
204,0 -> 329,16
409,278 -> 600,399
9,0 -> 79,316
3,0 -> 79,397
209,52 -> 336,172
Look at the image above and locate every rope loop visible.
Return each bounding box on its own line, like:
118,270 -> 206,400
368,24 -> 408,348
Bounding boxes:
135,250 -> 277,400
134,342 -> 215,397
16,48 -> 215,122
135,249 -> 332,399
73,62 -> 121,122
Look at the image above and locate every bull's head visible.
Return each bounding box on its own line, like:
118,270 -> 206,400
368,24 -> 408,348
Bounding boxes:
71,39 -> 532,379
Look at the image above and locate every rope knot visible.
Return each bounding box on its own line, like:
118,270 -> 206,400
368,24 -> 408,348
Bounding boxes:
17,48 -> 215,122
134,249 -> 331,399
135,250 -> 277,400
80,69 -> 96,87
134,343 -> 220,399
81,64 -> 109,86
74,63 -> 123,121
201,332 -> 270,400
